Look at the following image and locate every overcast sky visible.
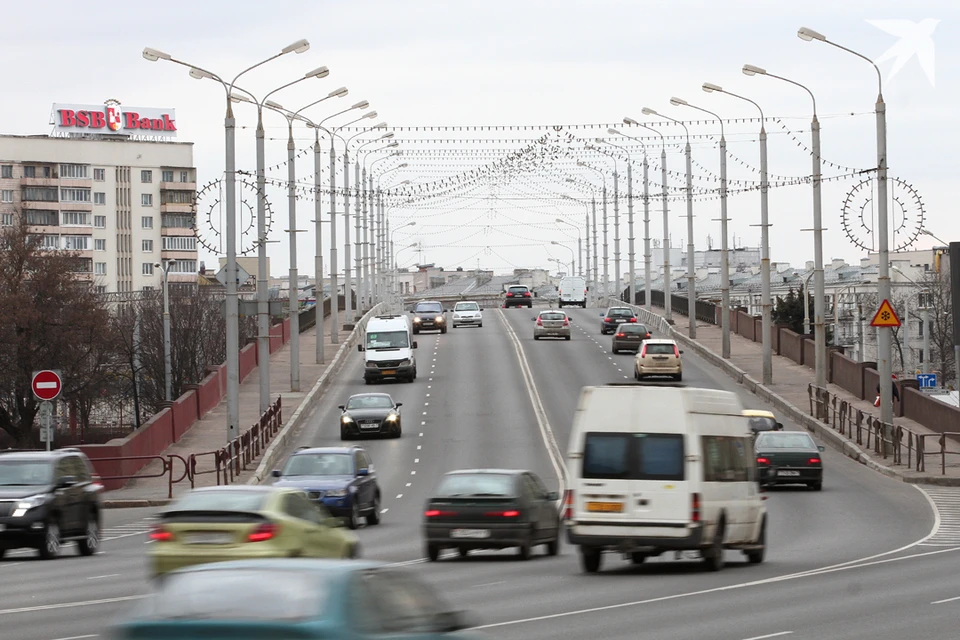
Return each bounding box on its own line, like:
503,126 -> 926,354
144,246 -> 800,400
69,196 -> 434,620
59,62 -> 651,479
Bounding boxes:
3,0 -> 956,278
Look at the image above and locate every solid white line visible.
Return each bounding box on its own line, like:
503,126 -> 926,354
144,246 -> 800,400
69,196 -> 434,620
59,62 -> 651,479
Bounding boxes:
86,574 -> 119,580
0,595 -> 145,616
50,636 -> 98,640
931,595 -> 960,604
742,633 -> 793,640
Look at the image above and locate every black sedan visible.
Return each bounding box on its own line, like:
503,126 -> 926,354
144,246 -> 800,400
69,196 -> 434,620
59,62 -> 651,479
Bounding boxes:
755,431 -> 825,490
600,307 -> 638,334
611,322 -> 651,353
339,393 -> 402,439
423,469 -> 561,561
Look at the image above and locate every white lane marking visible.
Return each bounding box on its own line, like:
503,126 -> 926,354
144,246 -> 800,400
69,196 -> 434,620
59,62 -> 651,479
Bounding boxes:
931,595 -> 960,604
472,580 -> 507,588
497,310 -> 566,491
422,411 -> 427,415
471,546 -> 960,631
406,483 -> 412,487
0,595 -> 145,616
380,508 -> 389,514
417,445 -> 422,450
396,494 -> 403,499
419,433 -> 424,437
50,636 -> 99,640
424,402 -> 429,406
415,458 -> 419,463
916,486 -> 960,547
411,470 -> 416,475
86,574 -> 119,580
743,633 -> 793,640
426,393 -> 431,397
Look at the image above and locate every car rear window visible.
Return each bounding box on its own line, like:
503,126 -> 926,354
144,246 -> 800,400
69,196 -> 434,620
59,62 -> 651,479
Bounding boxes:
170,490 -> 269,512
756,432 -> 816,449
508,286 -> 528,293
619,324 -> 648,334
582,432 -> 685,481
137,569 -> 327,621
540,312 -> 565,320
608,309 -> 633,316
435,473 -> 516,497
645,343 -> 677,355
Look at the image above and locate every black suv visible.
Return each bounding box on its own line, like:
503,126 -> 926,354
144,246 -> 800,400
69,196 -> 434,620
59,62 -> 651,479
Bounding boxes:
0,449 -> 103,559
600,306 -> 638,334
411,300 -> 447,334
504,285 -> 533,308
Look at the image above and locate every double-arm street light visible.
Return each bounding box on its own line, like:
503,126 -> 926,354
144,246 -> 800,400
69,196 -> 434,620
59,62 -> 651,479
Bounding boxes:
586,144 -> 621,299
595,138 -> 636,305
390,221 -> 416,299
354,131 -> 394,313
551,240 -> 576,276
604,130 -> 648,310
346,124 -> 389,318
154,259 -> 173,403
702,82 -> 771,383
143,38 -> 311,440
564,181 -> 598,306
554,217 -> 582,277
797,26 -> 894,425
577,161 -> 608,300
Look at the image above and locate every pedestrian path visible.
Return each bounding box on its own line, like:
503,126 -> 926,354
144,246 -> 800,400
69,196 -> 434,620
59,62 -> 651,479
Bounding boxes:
918,486 -> 960,547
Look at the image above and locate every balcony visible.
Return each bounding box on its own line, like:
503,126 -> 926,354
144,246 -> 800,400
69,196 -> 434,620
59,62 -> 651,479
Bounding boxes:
20,177 -> 60,187
21,200 -> 60,211
160,202 -> 194,214
160,181 -> 197,191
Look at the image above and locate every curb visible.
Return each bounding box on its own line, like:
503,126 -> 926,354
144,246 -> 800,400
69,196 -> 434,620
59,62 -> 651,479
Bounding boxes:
103,499 -> 171,508
247,303 -> 385,485
617,299 -> 960,487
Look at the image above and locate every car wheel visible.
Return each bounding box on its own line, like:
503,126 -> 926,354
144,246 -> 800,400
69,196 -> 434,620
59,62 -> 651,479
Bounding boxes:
458,546 -> 469,558
77,513 -> 100,556
478,322 -> 483,327
340,427 -> 350,440
426,543 -> 440,562
534,335 -> 540,340
675,373 -> 683,381
0,548 -> 6,560
364,378 -> 373,385
580,547 -> 602,573
441,327 -> 447,334
393,423 -> 402,438
347,503 -> 361,530
745,517 -> 766,564
38,520 -> 61,560
702,521 -> 725,572
565,335 -> 571,341
809,481 -> 822,491
349,542 -> 361,559
518,533 -> 533,561
630,552 -> 646,565
612,347 -> 618,354
546,535 -> 559,556
634,369 -> 641,381
367,494 -> 381,525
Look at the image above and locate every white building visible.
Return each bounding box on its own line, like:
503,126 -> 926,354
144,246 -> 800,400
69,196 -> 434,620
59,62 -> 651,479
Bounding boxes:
0,133 -> 197,293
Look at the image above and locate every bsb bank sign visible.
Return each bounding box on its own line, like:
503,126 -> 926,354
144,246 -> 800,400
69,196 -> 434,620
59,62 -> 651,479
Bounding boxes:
50,99 -> 177,139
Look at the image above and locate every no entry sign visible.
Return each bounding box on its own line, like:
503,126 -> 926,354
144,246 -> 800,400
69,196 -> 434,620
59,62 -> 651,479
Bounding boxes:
32,370 -> 62,401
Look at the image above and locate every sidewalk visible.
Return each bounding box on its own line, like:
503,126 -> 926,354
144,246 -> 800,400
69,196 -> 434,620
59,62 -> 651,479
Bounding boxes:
104,321 -> 354,504
666,316 -> 960,485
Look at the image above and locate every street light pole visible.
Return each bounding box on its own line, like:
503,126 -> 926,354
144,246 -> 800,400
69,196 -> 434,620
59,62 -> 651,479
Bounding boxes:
578,162 -> 607,301
555,217 -> 582,277
611,127 -> 653,312
156,261 -> 172,403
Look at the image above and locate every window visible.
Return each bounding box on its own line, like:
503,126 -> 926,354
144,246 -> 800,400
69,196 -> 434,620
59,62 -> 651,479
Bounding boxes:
162,214 -> 196,229
94,215 -> 106,228
1,190 -> 12,203
168,259 -> 197,273
94,192 -> 106,205
161,190 -> 193,204
61,188 -> 91,203
141,216 -> 153,229
582,432 -> 685,481
0,165 -> 12,178
142,262 -> 154,276
94,262 -> 107,275
63,235 -> 90,251
161,170 -> 174,182
141,170 -> 153,183
23,187 -> 58,202
282,453 -> 353,476
162,236 -> 196,251
702,436 -> 752,483
61,211 -> 90,226
141,193 -> 153,207
59,164 -> 89,179
180,171 -> 189,182
25,210 -> 58,225
94,168 -> 105,181
23,166 -> 35,178
1,213 -> 13,226
41,235 -> 60,250
94,285 -> 106,294
94,239 -> 106,251
142,239 -> 153,252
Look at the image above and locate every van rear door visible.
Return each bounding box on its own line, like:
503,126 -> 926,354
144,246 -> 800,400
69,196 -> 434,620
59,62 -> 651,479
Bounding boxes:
578,432 -> 689,525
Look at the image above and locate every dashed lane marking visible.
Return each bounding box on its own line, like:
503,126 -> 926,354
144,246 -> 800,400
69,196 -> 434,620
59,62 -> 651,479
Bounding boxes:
917,486 -> 960,547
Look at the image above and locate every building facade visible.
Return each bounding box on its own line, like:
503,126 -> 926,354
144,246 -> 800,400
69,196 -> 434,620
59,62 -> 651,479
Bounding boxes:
0,134 -> 197,293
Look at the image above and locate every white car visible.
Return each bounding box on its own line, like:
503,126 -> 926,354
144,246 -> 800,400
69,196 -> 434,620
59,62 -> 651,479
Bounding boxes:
451,301 -> 483,328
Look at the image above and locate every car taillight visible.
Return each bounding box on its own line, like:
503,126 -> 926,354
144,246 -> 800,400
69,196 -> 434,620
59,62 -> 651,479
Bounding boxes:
808,458 -> 821,465
425,509 -> 457,517
506,292 -> 513,297
536,317 -> 543,326
524,292 -> 531,297
248,522 -> 279,542
691,493 -> 701,523
629,318 -> 637,323
604,317 -> 612,322
149,525 -> 173,542
563,490 -> 574,520
645,333 -> 651,339
616,332 -> 625,337
640,345 -> 647,358
674,345 -> 680,357
563,318 -> 569,326
756,457 -> 770,465
485,510 -> 520,517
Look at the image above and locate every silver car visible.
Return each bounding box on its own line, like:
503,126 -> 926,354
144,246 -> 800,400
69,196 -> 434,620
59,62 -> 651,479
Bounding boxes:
452,301 -> 483,328
532,310 -> 571,340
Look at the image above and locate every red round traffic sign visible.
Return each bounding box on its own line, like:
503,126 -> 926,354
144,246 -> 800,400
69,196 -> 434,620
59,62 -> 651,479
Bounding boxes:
32,370 -> 62,401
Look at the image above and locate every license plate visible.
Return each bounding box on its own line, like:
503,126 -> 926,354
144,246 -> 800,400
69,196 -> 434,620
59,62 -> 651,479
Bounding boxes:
185,532 -> 233,545
450,529 -> 490,539
586,501 -> 623,513
381,370 -> 397,375
778,470 -> 800,477
360,422 -> 380,430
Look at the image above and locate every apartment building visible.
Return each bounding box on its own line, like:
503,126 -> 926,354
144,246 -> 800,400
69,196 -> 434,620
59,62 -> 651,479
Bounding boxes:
0,134 -> 197,293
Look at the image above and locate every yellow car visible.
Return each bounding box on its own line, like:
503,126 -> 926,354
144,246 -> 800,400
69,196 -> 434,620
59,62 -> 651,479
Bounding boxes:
148,485 -> 359,577
743,409 -> 784,436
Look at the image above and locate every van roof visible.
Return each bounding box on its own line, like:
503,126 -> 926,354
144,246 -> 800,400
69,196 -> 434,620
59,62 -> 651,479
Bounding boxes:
366,316 -> 409,330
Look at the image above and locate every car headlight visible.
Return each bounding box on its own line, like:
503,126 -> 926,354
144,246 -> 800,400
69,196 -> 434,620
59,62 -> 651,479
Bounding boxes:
398,359 -> 411,366
453,314 -> 462,319
365,361 -> 376,368
12,494 -> 47,517
386,413 -> 398,422
326,489 -> 348,497
435,316 -> 444,323
413,317 -> 421,323
341,415 -> 354,424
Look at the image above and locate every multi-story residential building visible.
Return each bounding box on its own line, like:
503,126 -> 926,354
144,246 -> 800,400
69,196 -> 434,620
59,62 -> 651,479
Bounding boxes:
0,134 -> 197,293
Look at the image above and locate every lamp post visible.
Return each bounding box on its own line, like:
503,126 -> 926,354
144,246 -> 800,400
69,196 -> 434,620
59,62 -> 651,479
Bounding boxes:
551,240 -> 576,275
587,144 -> 621,299
367,150 -> 402,305
643,107 -> 695,338
627,114 -> 671,321
802,270 -> 815,335
702,82 -> 770,383
669,98 -> 730,358
361,143 -> 400,308
155,260 -> 172,402
564,183 -> 597,306
143,38 -> 311,440
743,63 -> 826,387
347,124 -> 389,318
615,123 -> 657,313
390,221 -> 416,299
375,164 -> 409,308
555,218 -> 582,276
577,161 -> 607,301
603,132 -> 644,308
798,26 -> 893,424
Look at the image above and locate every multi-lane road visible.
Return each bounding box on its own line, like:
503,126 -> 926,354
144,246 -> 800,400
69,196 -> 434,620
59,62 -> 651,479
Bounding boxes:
3,306 -> 958,639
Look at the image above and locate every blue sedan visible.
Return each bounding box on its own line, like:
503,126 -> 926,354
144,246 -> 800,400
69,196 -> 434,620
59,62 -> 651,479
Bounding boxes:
110,559 -> 485,639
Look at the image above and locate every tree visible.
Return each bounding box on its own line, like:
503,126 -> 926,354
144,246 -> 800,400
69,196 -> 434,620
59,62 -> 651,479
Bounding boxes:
0,217 -> 113,446
885,269 -> 955,384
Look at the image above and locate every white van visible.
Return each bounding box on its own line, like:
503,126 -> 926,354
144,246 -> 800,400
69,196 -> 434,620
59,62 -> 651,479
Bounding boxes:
557,276 -> 587,308
564,384 -> 767,573
357,315 -> 418,383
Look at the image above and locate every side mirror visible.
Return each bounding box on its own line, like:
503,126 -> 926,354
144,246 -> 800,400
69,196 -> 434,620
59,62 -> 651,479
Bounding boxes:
357,468 -> 370,477
271,469 -> 282,478
357,345 -> 365,352
600,313 -> 604,316
338,405 -> 345,411
479,307 -> 484,311
679,350 -> 684,354
409,310 -> 414,313
412,341 -> 418,349
530,317 -> 536,322
395,402 -> 403,408
57,475 -> 78,489
818,445 -> 826,452
776,422 -> 784,431
546,491 -> 560,501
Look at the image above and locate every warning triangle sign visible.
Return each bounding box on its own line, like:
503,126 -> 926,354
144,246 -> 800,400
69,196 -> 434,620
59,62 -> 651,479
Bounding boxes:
870,299 -> 901,328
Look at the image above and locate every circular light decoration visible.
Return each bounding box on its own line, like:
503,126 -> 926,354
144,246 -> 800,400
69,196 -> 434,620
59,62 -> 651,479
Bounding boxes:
841,176 -> 924,253
194,176 -> 274,257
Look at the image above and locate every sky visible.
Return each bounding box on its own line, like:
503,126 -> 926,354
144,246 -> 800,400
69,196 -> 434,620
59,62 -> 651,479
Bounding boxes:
2,0 -> 957,279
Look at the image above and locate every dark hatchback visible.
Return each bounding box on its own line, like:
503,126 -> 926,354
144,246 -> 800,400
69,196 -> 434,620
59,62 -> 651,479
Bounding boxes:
600,307 -> 637,334
272,447 -> 382,529
611,322 -> 651,353
0,449 -> 102,559
423,469 -> 561,561
411,301 -> 447,334
504,285 -> 533,308
338,393 -> 403,439
755,431 -> 825,491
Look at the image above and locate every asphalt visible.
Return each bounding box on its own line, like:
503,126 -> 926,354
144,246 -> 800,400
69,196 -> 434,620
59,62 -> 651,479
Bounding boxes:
1,305 -> 954,640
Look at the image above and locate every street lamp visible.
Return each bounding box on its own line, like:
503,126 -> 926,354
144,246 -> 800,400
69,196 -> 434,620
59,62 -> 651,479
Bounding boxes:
577,161 -> 608,301
565,179 -> 599,306
361,141 -> 400,308
920,228 -> 949,246
390,221 -> 416,299
346,123 -> 389,318
143,38 -> 311,440
551,240 -> 576,276
154,260 -> 173,403
702,82 -> 772,384
742,63 -> 826,389
555,218 -> 582,277
797,25 -> 894,425
604,130 -> 646,309
586,144 -> 621,299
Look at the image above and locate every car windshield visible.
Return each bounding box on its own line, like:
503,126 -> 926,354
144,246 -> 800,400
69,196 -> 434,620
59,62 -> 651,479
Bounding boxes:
455,302 -> 479,311
366,331 -> 409,349
608,309 -> 633,317
415,303 -> 443,314
283,453 -> 353,477
170,490 -> 268,513
645,343 -> 677,355
136,568 -> 327,622
0,459 -> 52,486
756,432 -> 816,450
540,312 -> 565,321
347,395 -> 394,410
435,473 -> 516,497
618,324 -> 648,334
748,417 -> 779,432
582,432 -> 685,481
